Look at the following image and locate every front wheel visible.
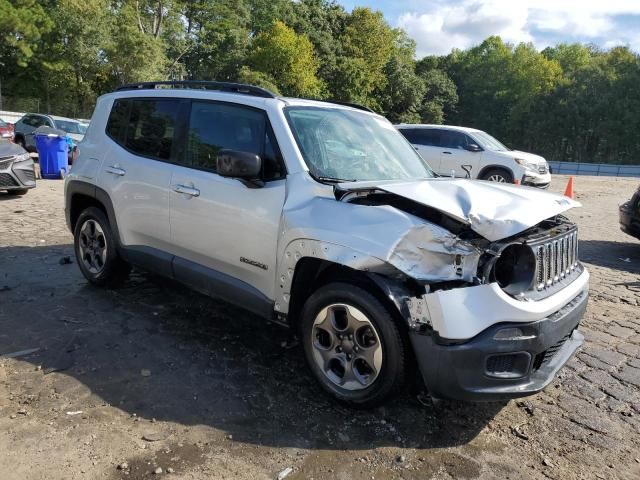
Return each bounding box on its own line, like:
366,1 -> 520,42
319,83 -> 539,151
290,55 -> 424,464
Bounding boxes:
74,207 -> 131,287
301,282 -> 408,407
480,168 -> 514,183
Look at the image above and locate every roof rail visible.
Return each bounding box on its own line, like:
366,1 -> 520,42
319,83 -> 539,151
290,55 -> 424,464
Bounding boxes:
114,81 -> 277,99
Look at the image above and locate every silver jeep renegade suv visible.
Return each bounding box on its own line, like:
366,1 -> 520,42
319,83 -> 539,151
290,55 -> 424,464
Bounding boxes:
65,81 -> 589,407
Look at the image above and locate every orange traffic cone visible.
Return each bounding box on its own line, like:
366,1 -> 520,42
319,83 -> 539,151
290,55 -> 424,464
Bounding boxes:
564,176 -> 574,198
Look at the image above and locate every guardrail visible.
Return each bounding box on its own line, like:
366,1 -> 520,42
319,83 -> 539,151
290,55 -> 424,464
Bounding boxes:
549,161 -> 640,178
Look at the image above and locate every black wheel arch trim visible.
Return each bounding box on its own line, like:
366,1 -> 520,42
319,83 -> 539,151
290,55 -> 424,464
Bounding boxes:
66,179 -> 123,249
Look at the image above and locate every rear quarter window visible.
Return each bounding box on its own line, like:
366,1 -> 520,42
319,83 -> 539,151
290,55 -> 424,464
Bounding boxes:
106,99 -> 130,142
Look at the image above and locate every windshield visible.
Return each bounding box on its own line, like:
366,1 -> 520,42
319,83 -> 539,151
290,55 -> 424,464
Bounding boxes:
55,120 -> 83,134
471,131 -> 510,152
285,106 -> 434,182
0,119 -> 7,127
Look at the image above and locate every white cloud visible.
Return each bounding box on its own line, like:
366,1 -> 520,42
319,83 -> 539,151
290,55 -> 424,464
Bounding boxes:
396,0 -> 640,57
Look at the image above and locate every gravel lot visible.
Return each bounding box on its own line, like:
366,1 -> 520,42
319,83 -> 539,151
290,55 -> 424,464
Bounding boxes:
1,175 -> 639,480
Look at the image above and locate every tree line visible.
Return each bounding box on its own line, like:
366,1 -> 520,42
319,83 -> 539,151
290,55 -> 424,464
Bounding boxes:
1,0 -> 639,164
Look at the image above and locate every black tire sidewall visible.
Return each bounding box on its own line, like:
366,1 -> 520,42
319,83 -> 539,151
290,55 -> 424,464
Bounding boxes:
300,282 -> 406,407
73,207 -> 122,287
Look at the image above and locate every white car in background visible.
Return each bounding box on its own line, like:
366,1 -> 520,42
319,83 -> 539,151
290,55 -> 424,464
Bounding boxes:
396,124 -> 551,188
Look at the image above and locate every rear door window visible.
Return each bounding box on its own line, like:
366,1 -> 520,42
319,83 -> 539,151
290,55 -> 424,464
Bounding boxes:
123,99 -> 180,161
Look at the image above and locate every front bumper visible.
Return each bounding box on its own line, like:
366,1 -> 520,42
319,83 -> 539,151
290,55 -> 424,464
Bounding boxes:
409,269 -> 589,401
0,158 -> 36,191
411,292 -> 586,401
619,201 -> 640,240
521,170 -> 551,188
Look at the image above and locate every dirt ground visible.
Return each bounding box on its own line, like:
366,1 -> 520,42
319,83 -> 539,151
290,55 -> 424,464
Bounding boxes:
0,175 -> 639,480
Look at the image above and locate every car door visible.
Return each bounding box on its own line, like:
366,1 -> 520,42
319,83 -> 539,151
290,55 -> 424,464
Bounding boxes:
169,100 -> 286,305
439,130 -> 482,178
400,128 -> 443,174
24,115 -> 51,150
98,97 -> 182,275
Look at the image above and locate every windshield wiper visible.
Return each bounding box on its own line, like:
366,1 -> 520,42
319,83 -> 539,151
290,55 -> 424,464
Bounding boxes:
314,175 -> 357,184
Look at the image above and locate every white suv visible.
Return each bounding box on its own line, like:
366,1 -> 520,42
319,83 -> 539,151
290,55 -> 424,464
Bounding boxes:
396,124 -> 551,188
65,81 -> 588,407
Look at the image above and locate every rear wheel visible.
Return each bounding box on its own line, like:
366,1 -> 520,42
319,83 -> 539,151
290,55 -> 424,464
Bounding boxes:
301,282 -> 407,407
74,207 -> 130,287
481,168 -> 514,183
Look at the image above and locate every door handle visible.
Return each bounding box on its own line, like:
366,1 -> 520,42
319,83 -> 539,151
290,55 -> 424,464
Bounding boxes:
442,151 -> 452,154
173,184 -> 200,197
105,166 -> 126,176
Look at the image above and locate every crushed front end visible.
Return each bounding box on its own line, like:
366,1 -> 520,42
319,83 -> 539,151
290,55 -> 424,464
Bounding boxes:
406,216 -> 588,401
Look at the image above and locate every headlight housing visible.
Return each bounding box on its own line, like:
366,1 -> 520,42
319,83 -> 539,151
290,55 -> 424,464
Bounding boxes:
492,244 -> 536,296
514,158 -> 540,172
16,152 -> 31,162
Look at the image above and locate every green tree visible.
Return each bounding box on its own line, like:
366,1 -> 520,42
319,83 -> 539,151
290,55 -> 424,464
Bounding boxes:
287,0 -> 347,96
248,21 -> 323,97
105,2 -> 167,84
0,0 -> 52,68
180,0 -> 251,80
377,31 -> 425,122
333,7 -> 395,108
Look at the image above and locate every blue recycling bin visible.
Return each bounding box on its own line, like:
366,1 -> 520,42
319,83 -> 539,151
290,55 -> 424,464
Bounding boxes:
36,133 -> 69,179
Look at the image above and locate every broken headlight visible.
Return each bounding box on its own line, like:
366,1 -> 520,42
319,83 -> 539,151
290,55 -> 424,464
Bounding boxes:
493,244 -> 536,296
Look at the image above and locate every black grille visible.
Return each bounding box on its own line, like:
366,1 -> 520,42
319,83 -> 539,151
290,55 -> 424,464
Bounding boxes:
533,332 -> 571,370
0,157 -> 13,170
487,355 -> 515,373
0,173 -> 18,188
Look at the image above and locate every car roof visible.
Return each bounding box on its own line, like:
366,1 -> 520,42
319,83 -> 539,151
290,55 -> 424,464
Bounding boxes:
105,86 -> 378,116
395,123 -> 483,134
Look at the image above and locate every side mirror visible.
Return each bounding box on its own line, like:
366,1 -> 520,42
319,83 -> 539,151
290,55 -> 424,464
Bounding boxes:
217,149 -> 263,187
465,143 -> 482,152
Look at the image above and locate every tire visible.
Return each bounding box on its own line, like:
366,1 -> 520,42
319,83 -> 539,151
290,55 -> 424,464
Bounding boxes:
16,137 -> 26,150
300,282 -> 408,408
480,168 -> 514,183
73,207 -> 131,287
7,189 -> 28,196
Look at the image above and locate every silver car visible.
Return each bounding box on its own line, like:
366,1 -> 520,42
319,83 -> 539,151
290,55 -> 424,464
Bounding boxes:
0,140 -> 36,195
64,81 -> 589,407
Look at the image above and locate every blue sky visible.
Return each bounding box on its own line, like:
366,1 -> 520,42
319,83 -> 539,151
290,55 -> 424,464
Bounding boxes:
340,0 -> 640,57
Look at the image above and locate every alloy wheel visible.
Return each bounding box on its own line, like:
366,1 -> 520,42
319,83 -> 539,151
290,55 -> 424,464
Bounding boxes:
78,219 -> 107,274
311,303 -> 383,391
487,174 -> 507,182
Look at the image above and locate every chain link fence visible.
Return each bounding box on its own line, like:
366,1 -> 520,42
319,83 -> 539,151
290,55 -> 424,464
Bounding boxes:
0,95 -> 93,120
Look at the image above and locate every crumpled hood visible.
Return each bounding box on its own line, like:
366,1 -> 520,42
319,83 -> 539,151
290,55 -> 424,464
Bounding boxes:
338,178 -> 580,241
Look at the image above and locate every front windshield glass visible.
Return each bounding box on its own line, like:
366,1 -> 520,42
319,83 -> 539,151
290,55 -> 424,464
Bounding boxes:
285,106 -> 434,182
471,131 -> 510,152
55,120 -> 83,134
0,119 -> 7,127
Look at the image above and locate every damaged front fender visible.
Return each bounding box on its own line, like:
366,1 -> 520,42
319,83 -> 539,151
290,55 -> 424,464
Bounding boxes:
388,222 -> 481,282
